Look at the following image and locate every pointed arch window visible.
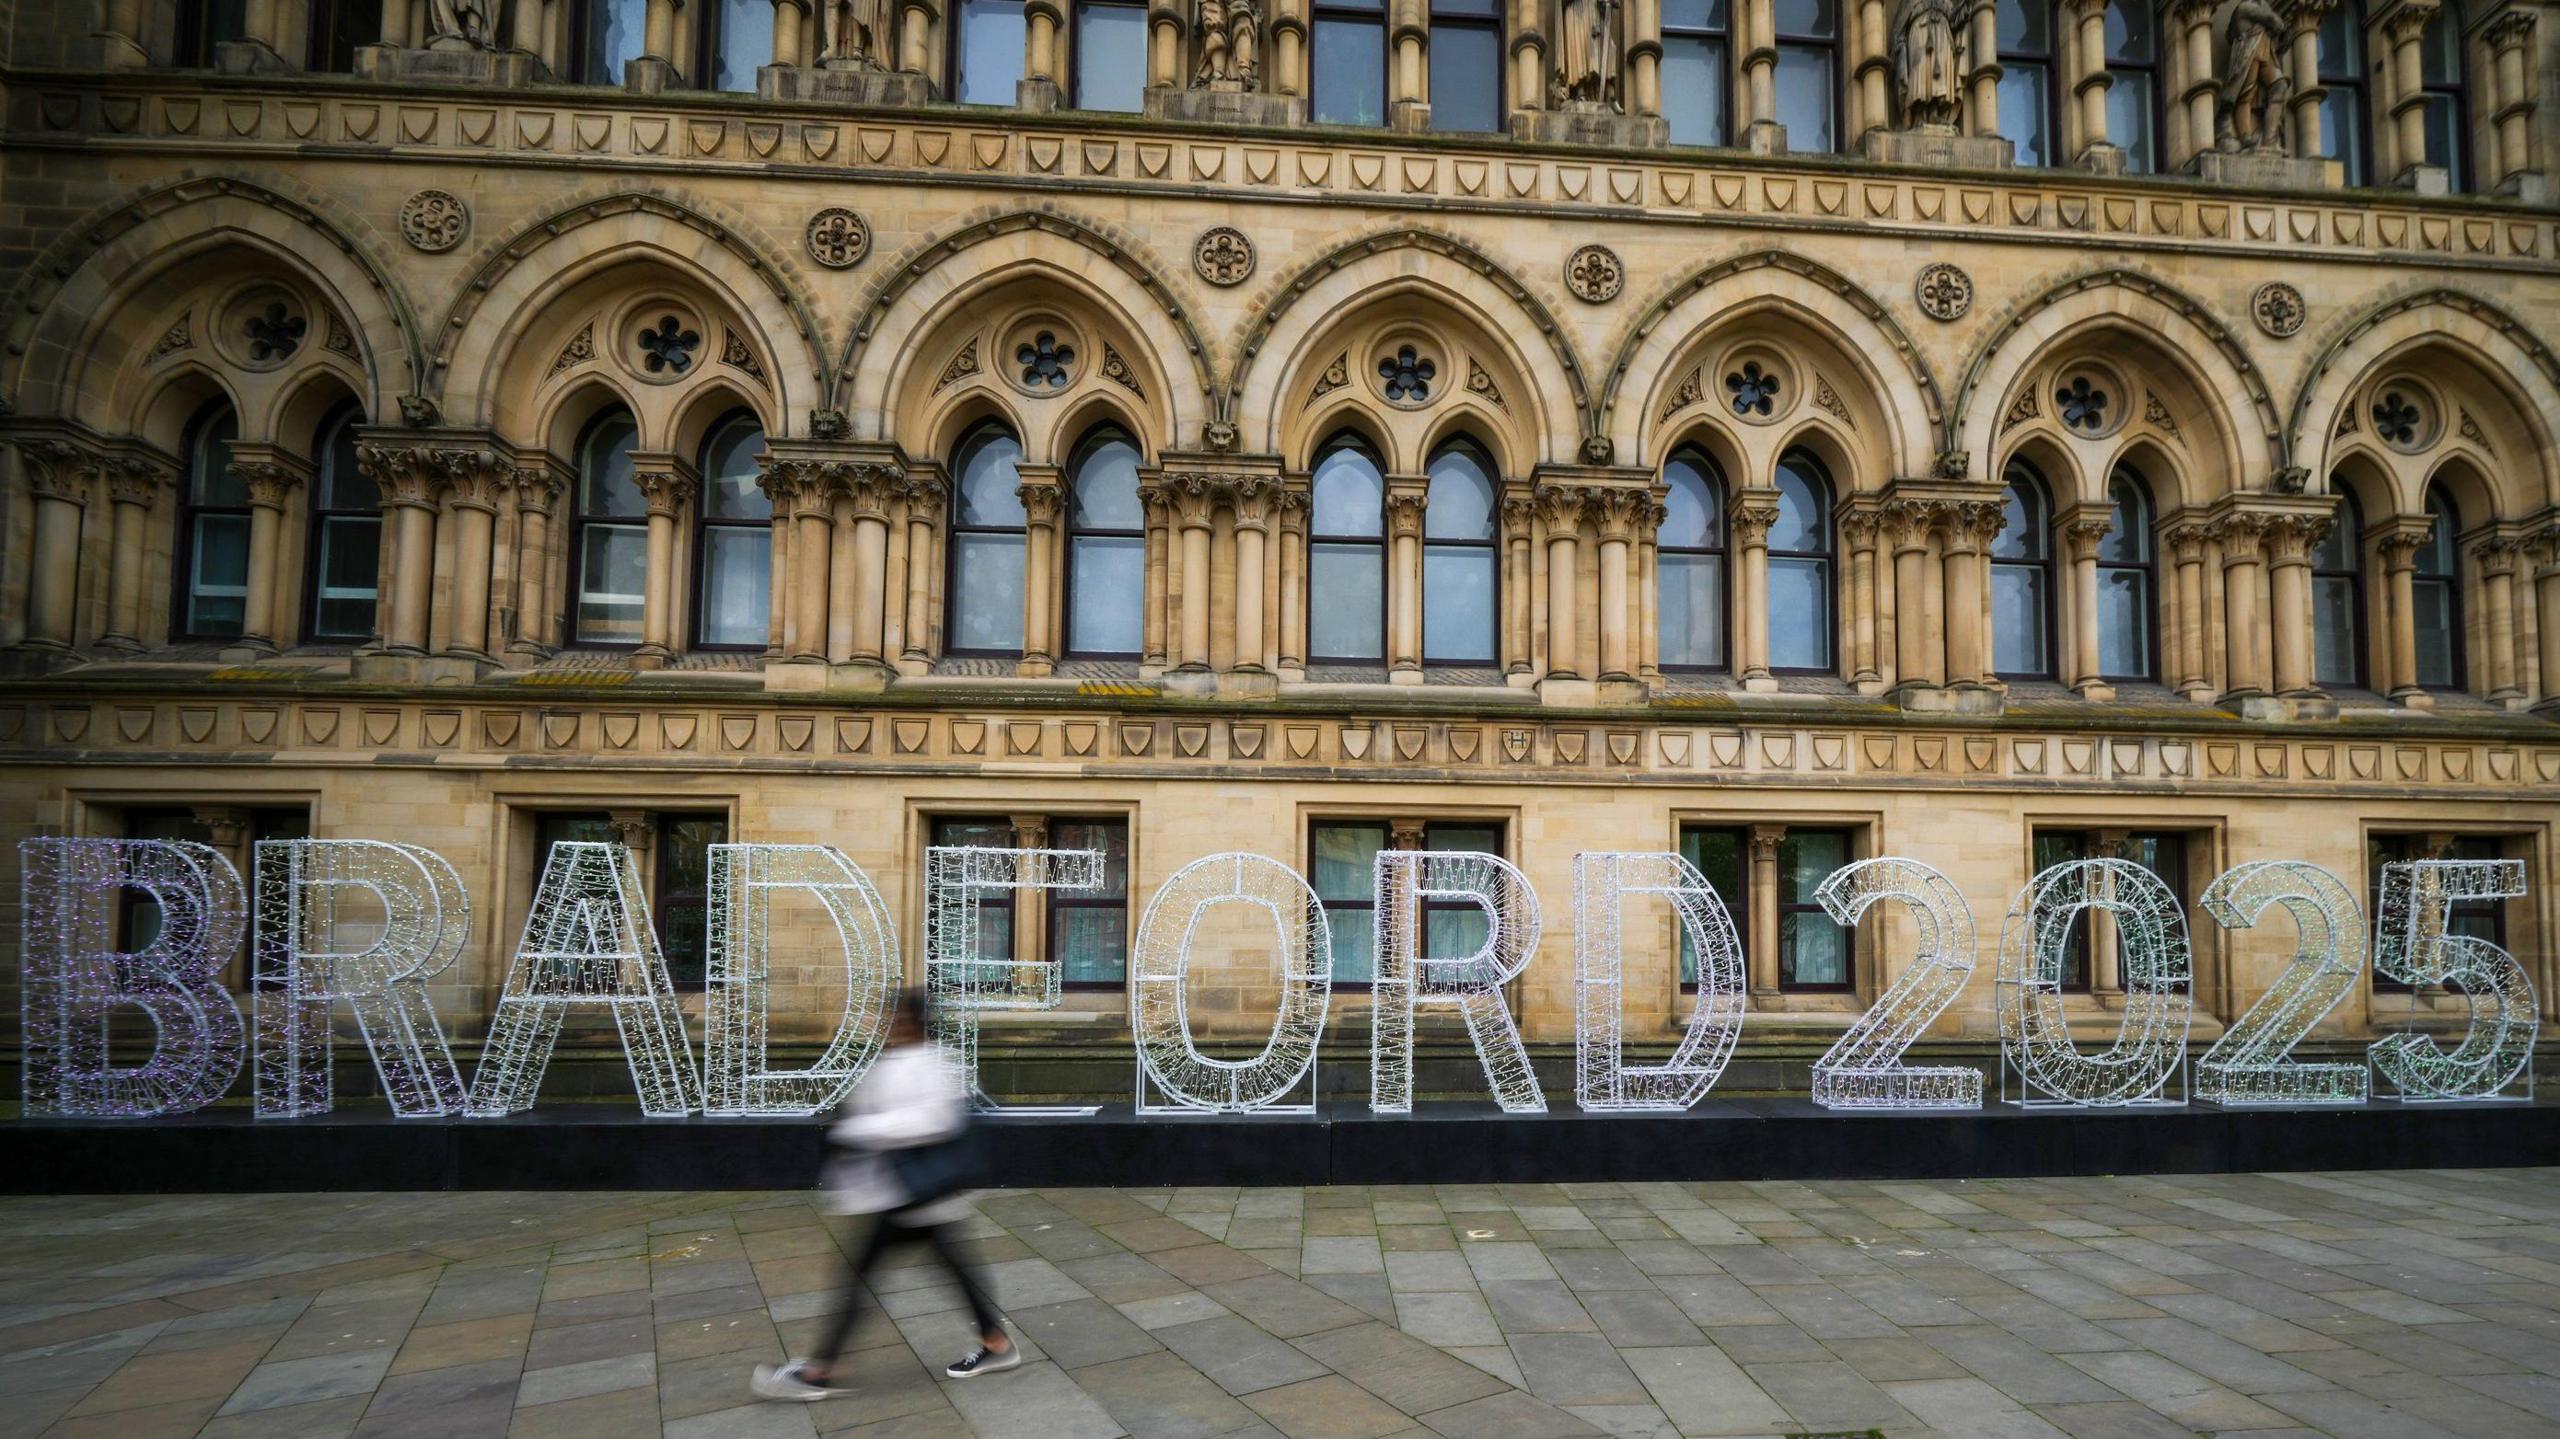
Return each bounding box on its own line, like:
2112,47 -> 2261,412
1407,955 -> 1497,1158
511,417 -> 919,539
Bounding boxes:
570,408 -> 647,646
2417,0 -> 2469,187
175,402 -> 248,641
2311,489 -> 2365,688
1422,439 -> 1498,664
2095,466 -> 2156,679
1994,0 -> 2058,165
1658,450 -> 1728,671
1767,451 -> 1834,672
2414,484 -> 2463,688
303,404 -> 380,643
1308,435 -> 1387,663
693,412 -> 771,650
1064,427 -> 1145,658
2313,0 -> 2369,185
948,424 -> 1029,654
1992,461 -> 2054,678
2104,0 -> 2161,172
1661,0 -> 1733,144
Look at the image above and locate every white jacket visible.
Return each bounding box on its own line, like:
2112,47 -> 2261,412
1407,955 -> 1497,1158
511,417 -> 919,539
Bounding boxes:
822,1042 -> 971,1221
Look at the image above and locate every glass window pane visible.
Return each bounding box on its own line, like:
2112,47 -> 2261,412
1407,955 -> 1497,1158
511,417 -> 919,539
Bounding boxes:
1309,543 -> 1385,659
1663,0 -> 1729,29
1076,1 -> 1146,109
2419,93 -> 2460,179
1054,819 -> 1130,895
714,0 -> 771,90
1992,563 -> 2048,676
956,429 -> 1027,527
1425,447 -> 1496,540
1994,477 -> 2045,559
582,415 -> 643,517
1329,908 -> 1377,982
1067,534 -> 1144,655
1661,37 -> 1728,145
2314,1 -> 2356,75
321,418 -> 373,509
1661,458 -> 1721,549
187,514 -> 251,636
1313,823 -> 1387,900
2313,574 -> 2359,687
313,517 -> 381,639
2100,475 -> 2149,562
1996,0 -> 2048,52
1422,546 -> 1496,663
1660,552 -> 1726,669
958,0 -> 1026,102
578,523 -> 648,642
2108,72 -> 2155,172
1678,826 -> 1744,982
2311,506 -> 2357,570
2319,89 -> 2364,181
2413,579 -> 2456,687
1313,445 -> 1385,536
702,419 -> 769,520
1781,913 -> 1849,986
1054,905 -> 1128,983
2420,498 -> 2456,575
950,532 -> 1027,651
1072,434 -> 1144,529
584,0 -> 646,81
2097,567 -> 2151,677
1775,45 -> 1835,150
2103,0 -> 2151,60
2419,7 -> 2458,84
1767,556 -> 1831,669
1770,460 -> 1828,553
192,409 -> 243,505
1426,902 -> 1489,958
1773,0 -> 1834,36
1428,23 -> 1502,132
1779,830 -> 1844,902
1313,17 -> 1387,124
699,526 -> 770,647
1998,63 -> 2051,167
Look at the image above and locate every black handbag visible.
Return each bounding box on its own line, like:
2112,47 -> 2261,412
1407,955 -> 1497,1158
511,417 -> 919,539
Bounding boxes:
885,1121 -> 989,1207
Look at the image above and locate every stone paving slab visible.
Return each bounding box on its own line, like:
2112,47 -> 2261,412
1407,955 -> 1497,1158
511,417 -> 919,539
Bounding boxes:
4,1169 -> 2560,1436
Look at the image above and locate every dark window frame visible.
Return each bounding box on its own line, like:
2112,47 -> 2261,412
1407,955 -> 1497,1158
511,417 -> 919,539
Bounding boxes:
1425,0 -> 1505,133
2414,0 -> 2470,188
2414,483 -> 2465,691
1768,448 -> 1837,675
2102,0 -> 2166,173
944,421 -> 1031,659
1659,0 -> 1733,145
2096,466 -> 2160,682
1658,447 -> 1732,674
950,0 -> 1029,103
1674,822 -> 1749,994
566,406 -> 647,650
532,808 -> 730,990
2367,832 -> 2511,994
1992,459 -> 2057,681
1775,826 -> 1855,993
1310,0 -> 1391,125
2314,0 -> 2371,184
1307,431 -> 1391,666
172,399 -> 248,644
301,401 -> 380,645
1773,0 -> 1846,153
1420,436 -> 1500,667
1069,0 -> 1149,110
688,408 -> 771,653
694,0 -> 773,93
2030,826 -> 2191,993
1993,0 -> 2062,166
2311,487 -> 2366,690
1061,424 -> 1146,661
1309,815 -> 1511,990
1044,814 -> 1133,989
304,0 -> 381,70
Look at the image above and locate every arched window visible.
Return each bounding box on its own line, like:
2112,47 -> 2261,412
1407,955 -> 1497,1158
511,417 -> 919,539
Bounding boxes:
303,405 -> 380,643
693,412 -> 771,649
305,0 -> 379,70
1767,451 -> 1833,671
953,0 -> 1027,103
702,0 -> 774,90
1422,439 -> 1498,664
1775,0 -> 1841,151
2105,0 -> 2161,172
575,0 -> 649,82
2417,0 -> 2468,187
570,408 -> 647,646
1072,0 -> 1147,109
2095,466 -> 2156,679
1064,427 -> 1144,657
1995,0 -> 2057,165
2414,484 -> 2462,688
1428,0 -> 1503,132
2311,489 -> 2364,688
1658,449 -> 1728,671
1661,0 -> 1732,144
1992,461 -> 2054,678
947,424 -> 1029,654
1311,0 -> 1389,124
2314,0 -> 2369,185
1308,436 -> 1386,663
176,0 -> 247,65
174,402 -> 247,640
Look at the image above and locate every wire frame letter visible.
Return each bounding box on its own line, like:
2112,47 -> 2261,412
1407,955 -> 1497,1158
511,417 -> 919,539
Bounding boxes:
2369,857 -> 2536,1102
1132,852 -> 1332,1114
2195,861 -> 2368,1107
1573,851 -> 1746,1111
703,844 -> 901,1116
1371,849 -> 1544,1114
467,841 -> 702,1117
924,844 -> 1104,1112
1997,858 -> 2192,1107
252,840 -> 470,1118
1810,858 -> 1983,1110
19,838 -> 248,1117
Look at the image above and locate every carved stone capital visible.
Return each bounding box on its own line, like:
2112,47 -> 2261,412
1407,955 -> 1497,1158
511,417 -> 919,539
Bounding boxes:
2484,6 -> 2537,52
16,437 -> 98,505
2062,513 -> 2119,555
355,444 -> 447,509
1593,487 -> 1650,542
2211,511 -> 2272,563
232,460 -> 305,511
634,467 -> 697,518
1730,492 -> 1783,548
104,457 -> 170,508
1162,471 -> 1224,528
2470,533 -> 2528,577
510,465 -> 567,516
2374,518 -> 2436,566
2162,518 -> 2213,564
2381,1 -> 2440,43
2262,512 -> 2331,565
1015,476 -> 1065,526
1940,498 -> 2007,550
1533,483 -> 1591,531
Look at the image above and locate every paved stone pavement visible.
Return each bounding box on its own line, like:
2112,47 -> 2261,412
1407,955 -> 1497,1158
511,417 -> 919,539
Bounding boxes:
5,1170 -> 2560,1438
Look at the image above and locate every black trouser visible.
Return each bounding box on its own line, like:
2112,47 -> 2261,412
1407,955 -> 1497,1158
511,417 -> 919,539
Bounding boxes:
813,1208 -> 1004,1366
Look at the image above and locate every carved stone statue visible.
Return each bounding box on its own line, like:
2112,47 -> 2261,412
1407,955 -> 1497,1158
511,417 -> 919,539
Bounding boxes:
2217,0 -> 2292,153
823,0 -> 890,67
1552,0 -> 1624,109
425,0 -> 492,49
1890,0 -> 1964,128
1193,0 -> 1262,86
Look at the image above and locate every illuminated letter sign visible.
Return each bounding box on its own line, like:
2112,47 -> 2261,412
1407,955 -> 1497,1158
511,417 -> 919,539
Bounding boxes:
1132,853 -> 1332,1113
1372,849 -> 1543,1113
703,844 -> 901,1116
1573,851 -> 1744,1111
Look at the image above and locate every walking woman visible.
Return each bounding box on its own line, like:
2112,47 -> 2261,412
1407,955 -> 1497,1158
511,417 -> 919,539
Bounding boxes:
753,990 -> 1017,1400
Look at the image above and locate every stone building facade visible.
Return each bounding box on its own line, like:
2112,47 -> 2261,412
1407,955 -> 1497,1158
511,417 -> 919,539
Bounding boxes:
1,0 -> 2557,1100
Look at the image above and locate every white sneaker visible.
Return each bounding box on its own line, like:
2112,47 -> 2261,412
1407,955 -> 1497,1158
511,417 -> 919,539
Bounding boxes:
946,1342 -> 1023,1378
751,1359 -> 844,1401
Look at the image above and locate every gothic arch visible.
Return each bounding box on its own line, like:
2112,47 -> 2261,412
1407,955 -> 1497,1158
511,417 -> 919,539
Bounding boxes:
0,175 -> 421,429
1226,229 -> 1589,466
1954,269 -> 2283,493
432,191 -> 827,438
840,208 -> 1213,451
1600,249 -> 1940,481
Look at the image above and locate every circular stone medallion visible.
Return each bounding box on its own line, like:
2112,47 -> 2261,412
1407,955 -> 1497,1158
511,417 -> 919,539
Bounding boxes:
2251,281 -> 2306,339
1564,245 -> 1625,304
1193,226 -> 1256,286
805,208 -> 872,270
399,190 -> 470,253
1915,262 -> 1973,322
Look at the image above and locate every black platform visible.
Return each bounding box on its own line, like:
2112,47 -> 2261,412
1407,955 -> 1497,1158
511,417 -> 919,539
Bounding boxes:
12,1098 -> 2560,1193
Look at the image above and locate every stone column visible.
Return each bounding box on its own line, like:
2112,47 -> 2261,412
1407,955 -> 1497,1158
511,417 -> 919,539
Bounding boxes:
2167,0 -> 2218,169
632,466 -> 696,669
1389,0 -> 1429,129
2383,2 -> 2442,184
1276,487 -> 1310,677
2475,536 -> 2525,702
901,0 -> 936,73
100,460 -> 164,651
2067,0 -> 2118,168
2287,0 -> 2336,157
1233,482 -> 1271,672
2091,829 -> 2127,994
1842,509 -> 1882,689
1508,0 -> 1545,114
773,0 -> 806,62
2485,11 -> 2542,196
15,441 -> 91,653
1740,0 -> 1781,150
1596,491 -> 1639,682
1502,491 -> 1537,678
438,458 -> 506,662
358,444 -> 442,656
229,456 -> 309,654
2065,513 -> 2116,699
1386,477 -> 1427,681
1174,477 -> 1215,671
509,467 -> 564,658
1539,486 -> 1585,679
2267,514 -> 2324,696
2216,515 -> 2270,700
1966,0 -> 2000,133
1139,478 -> 1172,671
1853,0 -> 1888,135
1748,824 -> 1784,997
2533,524 -> 2560,712
1888,502 -> 1932,691
1639,486 -> 1667,682
901,472 -> 944,668
771,464 -> 829,663
1270,0 -> 1307,93
845,465 -> 898,670
1630,0 -> 1664,117
1020,0 -> 1063,108
1011,815 -> 1051,971
2163,521 -> 2210,696
1942,501 -> 2001,688
2377,522 -> 2430,706
94,0 -> 149,66
1731,490 -> 1780,691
